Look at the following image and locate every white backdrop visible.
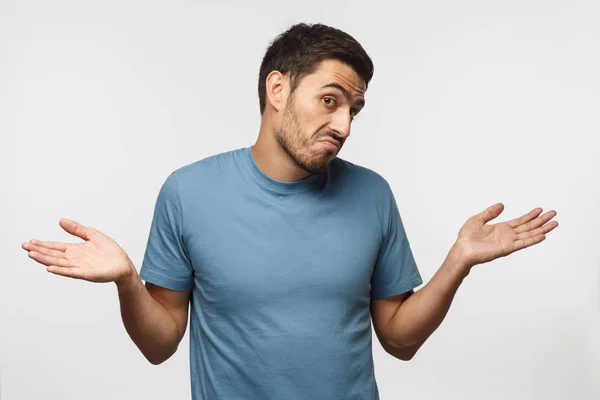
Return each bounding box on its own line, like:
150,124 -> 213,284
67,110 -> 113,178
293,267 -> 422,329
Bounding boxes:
2,1 -> 599,399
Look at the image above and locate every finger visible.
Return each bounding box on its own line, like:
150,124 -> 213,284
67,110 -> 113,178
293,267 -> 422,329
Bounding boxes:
507,208 -> 543,230
516,220 -> 559,240
27,250 -> 72,268
514,233 -> 547,252
59,218 -> 95,241
46,265 -> 85,280
24,239 -> 68,252
22,242 -> 67,259
514,210 -> 557,234
476,203 -> 504,224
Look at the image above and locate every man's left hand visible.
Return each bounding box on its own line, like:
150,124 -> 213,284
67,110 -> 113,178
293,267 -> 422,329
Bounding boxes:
454,203 -> 559,267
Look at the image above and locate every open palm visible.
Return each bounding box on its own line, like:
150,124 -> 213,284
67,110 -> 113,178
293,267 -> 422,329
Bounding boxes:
456,203 -> 559,266
22,218 -> 134,283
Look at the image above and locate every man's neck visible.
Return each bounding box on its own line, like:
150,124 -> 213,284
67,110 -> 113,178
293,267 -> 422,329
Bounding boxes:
252,129 -> 311,183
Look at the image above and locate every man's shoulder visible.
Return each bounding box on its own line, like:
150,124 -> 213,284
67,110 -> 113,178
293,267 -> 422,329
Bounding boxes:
170,146 -> 244,181
331,156 -> 391,192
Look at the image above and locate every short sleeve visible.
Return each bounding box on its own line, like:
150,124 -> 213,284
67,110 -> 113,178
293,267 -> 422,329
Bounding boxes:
139,172 -> 194,291
370,188 -> 423,300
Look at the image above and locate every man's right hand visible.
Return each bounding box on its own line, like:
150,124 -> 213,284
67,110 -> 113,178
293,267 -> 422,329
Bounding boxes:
21,218 -> 135,285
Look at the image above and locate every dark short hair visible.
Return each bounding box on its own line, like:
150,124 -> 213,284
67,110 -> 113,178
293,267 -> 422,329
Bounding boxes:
257,22 -> 374,116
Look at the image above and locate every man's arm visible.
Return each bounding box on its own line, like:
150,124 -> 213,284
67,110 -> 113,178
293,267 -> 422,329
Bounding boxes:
373,203 -> 558,360
371,243 -> 470,360
116,265 -> 191,365
371,290 -> 427,361
385,243 -> 469,349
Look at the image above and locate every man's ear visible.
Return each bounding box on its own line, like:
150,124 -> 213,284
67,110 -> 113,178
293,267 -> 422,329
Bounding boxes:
264,70 -> 289,113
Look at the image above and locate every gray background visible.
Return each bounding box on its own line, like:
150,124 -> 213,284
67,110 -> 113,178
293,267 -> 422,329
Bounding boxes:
1,0 -> 599,399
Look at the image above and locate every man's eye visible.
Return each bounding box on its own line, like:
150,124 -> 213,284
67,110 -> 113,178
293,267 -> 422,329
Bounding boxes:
323,97 -> 336,106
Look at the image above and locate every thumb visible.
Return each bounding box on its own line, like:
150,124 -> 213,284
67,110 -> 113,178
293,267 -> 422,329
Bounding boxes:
476,202 -> 504,224
59,218 -> 94,241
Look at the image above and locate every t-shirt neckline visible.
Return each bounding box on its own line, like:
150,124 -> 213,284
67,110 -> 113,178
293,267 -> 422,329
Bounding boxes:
242,146 -> 324,194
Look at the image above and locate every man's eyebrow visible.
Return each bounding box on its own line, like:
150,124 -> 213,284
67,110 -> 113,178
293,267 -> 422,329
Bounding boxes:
321,83 -> 365,107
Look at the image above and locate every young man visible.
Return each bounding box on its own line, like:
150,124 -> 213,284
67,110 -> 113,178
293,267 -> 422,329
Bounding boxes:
22,23 -> 558,399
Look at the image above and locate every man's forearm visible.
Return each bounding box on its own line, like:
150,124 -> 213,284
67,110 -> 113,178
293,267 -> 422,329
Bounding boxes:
387,242 -> 472,348
116,266 -> 181,364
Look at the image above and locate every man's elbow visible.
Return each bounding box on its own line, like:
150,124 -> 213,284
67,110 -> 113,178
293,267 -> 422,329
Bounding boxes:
383,343 -> 420,361
398,350 -> 416,361
147,355 -> 167,365
144,346 -> 178,365
391,349 -> 417,362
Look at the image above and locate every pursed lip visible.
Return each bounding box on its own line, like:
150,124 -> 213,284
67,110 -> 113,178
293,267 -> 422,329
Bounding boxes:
317,137 -> 340,149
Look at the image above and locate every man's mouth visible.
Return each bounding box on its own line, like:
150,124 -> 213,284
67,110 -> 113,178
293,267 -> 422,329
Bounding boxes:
317,138 -> 340,150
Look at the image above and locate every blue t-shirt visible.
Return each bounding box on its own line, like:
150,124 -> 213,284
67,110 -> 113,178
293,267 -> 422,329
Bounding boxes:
139,146 -> 423,399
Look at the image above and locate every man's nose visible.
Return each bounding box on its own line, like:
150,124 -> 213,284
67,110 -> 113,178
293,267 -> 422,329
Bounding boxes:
329,112 -> 352,140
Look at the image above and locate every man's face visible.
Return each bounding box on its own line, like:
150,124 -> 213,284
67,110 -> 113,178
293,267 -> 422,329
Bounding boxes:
275,58 -> 366,174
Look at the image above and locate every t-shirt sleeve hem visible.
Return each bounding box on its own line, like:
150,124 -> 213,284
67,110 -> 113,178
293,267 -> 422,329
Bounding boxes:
370,275 -> 423,300
139,268 -> 193,291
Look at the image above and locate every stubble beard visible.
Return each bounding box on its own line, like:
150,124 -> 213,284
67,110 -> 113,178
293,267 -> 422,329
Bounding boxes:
274,99 -> 336,176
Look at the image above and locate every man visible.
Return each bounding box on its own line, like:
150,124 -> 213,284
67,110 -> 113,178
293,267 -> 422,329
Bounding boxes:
22,22 -> 558,399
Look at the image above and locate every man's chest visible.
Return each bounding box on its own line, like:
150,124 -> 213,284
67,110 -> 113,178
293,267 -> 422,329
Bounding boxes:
182,193 -> 383,310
